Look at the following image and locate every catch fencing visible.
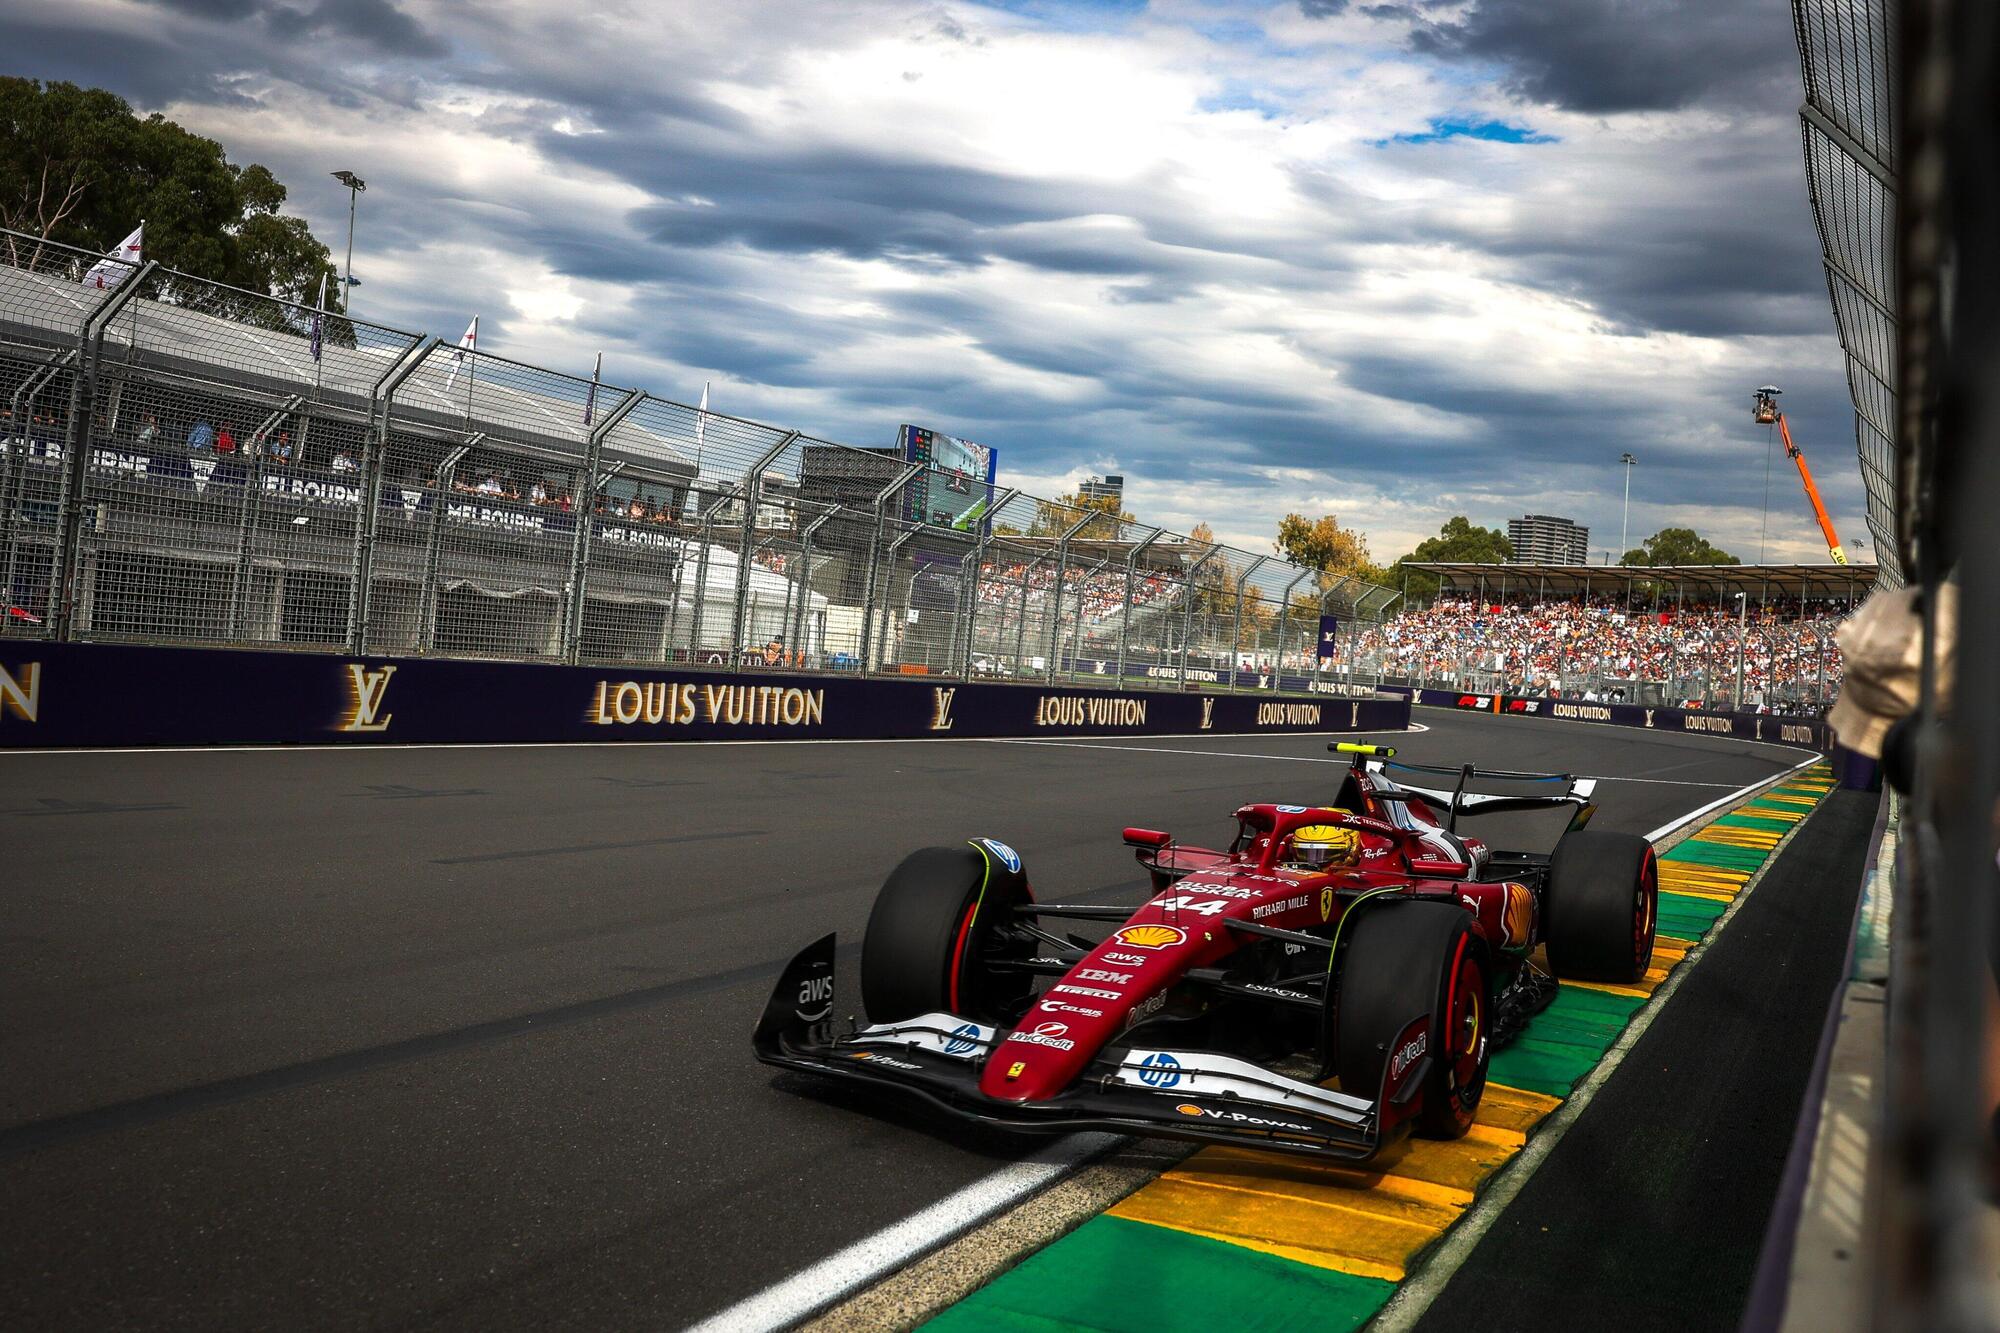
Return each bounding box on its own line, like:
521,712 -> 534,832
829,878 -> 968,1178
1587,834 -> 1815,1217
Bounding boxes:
1793,0 -> 1901,585
0,226 -> 1401,690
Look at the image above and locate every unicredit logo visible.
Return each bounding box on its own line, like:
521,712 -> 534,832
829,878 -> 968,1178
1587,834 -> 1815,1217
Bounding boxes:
1006,1020 -> 1077,1052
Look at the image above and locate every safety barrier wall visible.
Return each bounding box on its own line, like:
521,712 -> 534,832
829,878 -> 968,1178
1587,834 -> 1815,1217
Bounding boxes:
1382,684 -> 1833,750
0,642 -> 1410,749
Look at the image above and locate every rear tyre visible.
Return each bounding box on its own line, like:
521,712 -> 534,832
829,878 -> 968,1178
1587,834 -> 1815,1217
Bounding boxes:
1337,903 -> 1491,1139
861,840 -> 1034,1026
1545,829 -> 1658,983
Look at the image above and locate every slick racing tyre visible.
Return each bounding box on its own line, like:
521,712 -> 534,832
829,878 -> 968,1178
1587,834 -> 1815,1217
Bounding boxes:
1545,829 -> 1658,984
1338,902 -> 1491,1140
861,840 -> 1035,1027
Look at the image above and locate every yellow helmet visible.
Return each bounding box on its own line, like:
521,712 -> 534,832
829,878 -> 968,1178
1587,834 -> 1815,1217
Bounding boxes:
1288,824 -> 1361,871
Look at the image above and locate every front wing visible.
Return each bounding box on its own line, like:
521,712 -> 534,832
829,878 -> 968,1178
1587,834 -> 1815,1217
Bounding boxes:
752,934 -> 1432,1162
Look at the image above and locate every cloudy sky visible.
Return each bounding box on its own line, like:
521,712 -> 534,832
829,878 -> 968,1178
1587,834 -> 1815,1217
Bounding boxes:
6,0 -> 1866,565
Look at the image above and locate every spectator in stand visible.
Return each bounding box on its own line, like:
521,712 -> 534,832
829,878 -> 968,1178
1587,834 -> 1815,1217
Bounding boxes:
270,431 -> 292,462
332,449 -> 358,473
529,479 -> 549,505
763,635 -> 785,667
216,423 -> 236,454
557,491 -> 573,513
187,419 -> 215,451
136,413 -> 159,447
477,474 -> 503,496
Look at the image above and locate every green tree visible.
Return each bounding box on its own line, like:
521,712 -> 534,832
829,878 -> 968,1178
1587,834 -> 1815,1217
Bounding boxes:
1384,516 -> 1513,604
1029,489 -> 1132,540
1618,527 -> 1739,566
0,78 -> 342,324
1275,512 -> 1382,584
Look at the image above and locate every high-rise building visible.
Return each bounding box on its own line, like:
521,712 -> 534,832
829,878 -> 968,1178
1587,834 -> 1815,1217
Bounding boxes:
1078,474 -> 1125,507
1507,514 -> 1590,564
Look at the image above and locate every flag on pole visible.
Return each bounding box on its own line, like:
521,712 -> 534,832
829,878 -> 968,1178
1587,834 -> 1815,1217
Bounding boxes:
583,350 -> 602,426
443,316 -> 479,389
309,272 -> 327,362
695,380 -> 709,456
82,222 -> 144,290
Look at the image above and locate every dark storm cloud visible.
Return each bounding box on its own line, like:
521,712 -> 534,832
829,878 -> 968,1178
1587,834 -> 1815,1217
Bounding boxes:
1406,0 -> 1799,114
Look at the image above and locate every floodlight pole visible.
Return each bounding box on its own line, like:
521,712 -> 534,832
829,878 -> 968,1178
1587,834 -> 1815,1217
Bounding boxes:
1619,452 -> 1637,557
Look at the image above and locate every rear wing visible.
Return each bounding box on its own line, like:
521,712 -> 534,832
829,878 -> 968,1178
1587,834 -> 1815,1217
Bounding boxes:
1330,743 -> 1596,832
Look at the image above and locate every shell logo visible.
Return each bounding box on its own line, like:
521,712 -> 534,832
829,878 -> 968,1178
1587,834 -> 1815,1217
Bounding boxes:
1114,924 -> 1188,950
1502,882 -> 1535,949
1175,1104 -> 1203,1117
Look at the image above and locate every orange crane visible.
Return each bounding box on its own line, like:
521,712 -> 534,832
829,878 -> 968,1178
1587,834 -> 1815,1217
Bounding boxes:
1752,386 -> 1848,565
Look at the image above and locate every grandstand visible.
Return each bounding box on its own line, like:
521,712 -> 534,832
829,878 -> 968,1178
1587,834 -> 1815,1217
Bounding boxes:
0,226 -> 1399,684
1317,561 -> 1872,711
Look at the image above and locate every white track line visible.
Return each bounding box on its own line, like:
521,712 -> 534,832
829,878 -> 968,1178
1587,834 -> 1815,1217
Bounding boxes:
683,1133 -> 1121,1333
1369,750 -> 1825,1332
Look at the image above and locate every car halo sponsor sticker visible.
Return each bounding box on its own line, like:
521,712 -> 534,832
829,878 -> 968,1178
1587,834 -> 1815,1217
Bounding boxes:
979,839 -> 1022,874
1113,924 -> 1187,950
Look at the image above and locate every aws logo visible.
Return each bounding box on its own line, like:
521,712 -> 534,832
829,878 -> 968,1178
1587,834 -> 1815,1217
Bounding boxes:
338,663 -> 397,733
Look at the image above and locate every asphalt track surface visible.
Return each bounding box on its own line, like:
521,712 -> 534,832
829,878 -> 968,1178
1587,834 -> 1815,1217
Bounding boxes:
0,712 -> 1817,1329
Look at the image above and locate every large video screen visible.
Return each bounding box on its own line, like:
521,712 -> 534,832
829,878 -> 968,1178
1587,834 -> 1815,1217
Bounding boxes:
897,424 -> 998,531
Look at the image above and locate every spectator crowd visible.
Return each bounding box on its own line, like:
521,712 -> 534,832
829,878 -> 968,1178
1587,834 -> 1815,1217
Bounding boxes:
1342,596 -> 1848,710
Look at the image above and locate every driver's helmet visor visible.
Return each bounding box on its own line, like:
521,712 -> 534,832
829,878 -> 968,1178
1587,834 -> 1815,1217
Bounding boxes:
1289,823 -> 1360,869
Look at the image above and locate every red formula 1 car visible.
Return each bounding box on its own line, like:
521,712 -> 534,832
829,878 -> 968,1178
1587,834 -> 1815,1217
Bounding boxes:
754,743 -> 1658,1160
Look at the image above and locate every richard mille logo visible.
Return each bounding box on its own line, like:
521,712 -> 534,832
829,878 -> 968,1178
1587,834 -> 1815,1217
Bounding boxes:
339,663 -> 397,733
1201,698 -> 1215,730
930,686 -> 957,732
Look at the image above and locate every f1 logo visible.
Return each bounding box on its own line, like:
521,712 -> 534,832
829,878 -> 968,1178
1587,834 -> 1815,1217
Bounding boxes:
1200,698 -> 1215,730
340,663 -> 397,733
930,686 -> 957,732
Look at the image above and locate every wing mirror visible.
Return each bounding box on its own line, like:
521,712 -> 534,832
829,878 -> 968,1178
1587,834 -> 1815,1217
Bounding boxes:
1123,828 -> 1172,850
1406,855 -> 1467,878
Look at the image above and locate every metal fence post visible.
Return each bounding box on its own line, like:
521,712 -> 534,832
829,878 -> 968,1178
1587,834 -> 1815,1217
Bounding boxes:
51,260 -> 158,641
347,338 -> 438,654
858,463 -> 921,674
1270,569 -> 1310,691
1044,510 -> 1097,684
956,486 -> 1017,678
224,394 -> 304,640
1226,555 -> 1268,690
1114,527 -> 1163,686
1177,544 -> 1221,690
878,527 -> 921,668
686,486 -> 740,659
792,504 -> 839,665
729,431 -> 800,656
562,391 -> 643,663
418,442 -> 473,653
0,350 -> 74,629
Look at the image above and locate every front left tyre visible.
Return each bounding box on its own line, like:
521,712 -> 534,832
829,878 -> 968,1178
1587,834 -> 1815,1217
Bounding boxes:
860,841 -> 1035,1026
1337,902 -> 1492,1139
